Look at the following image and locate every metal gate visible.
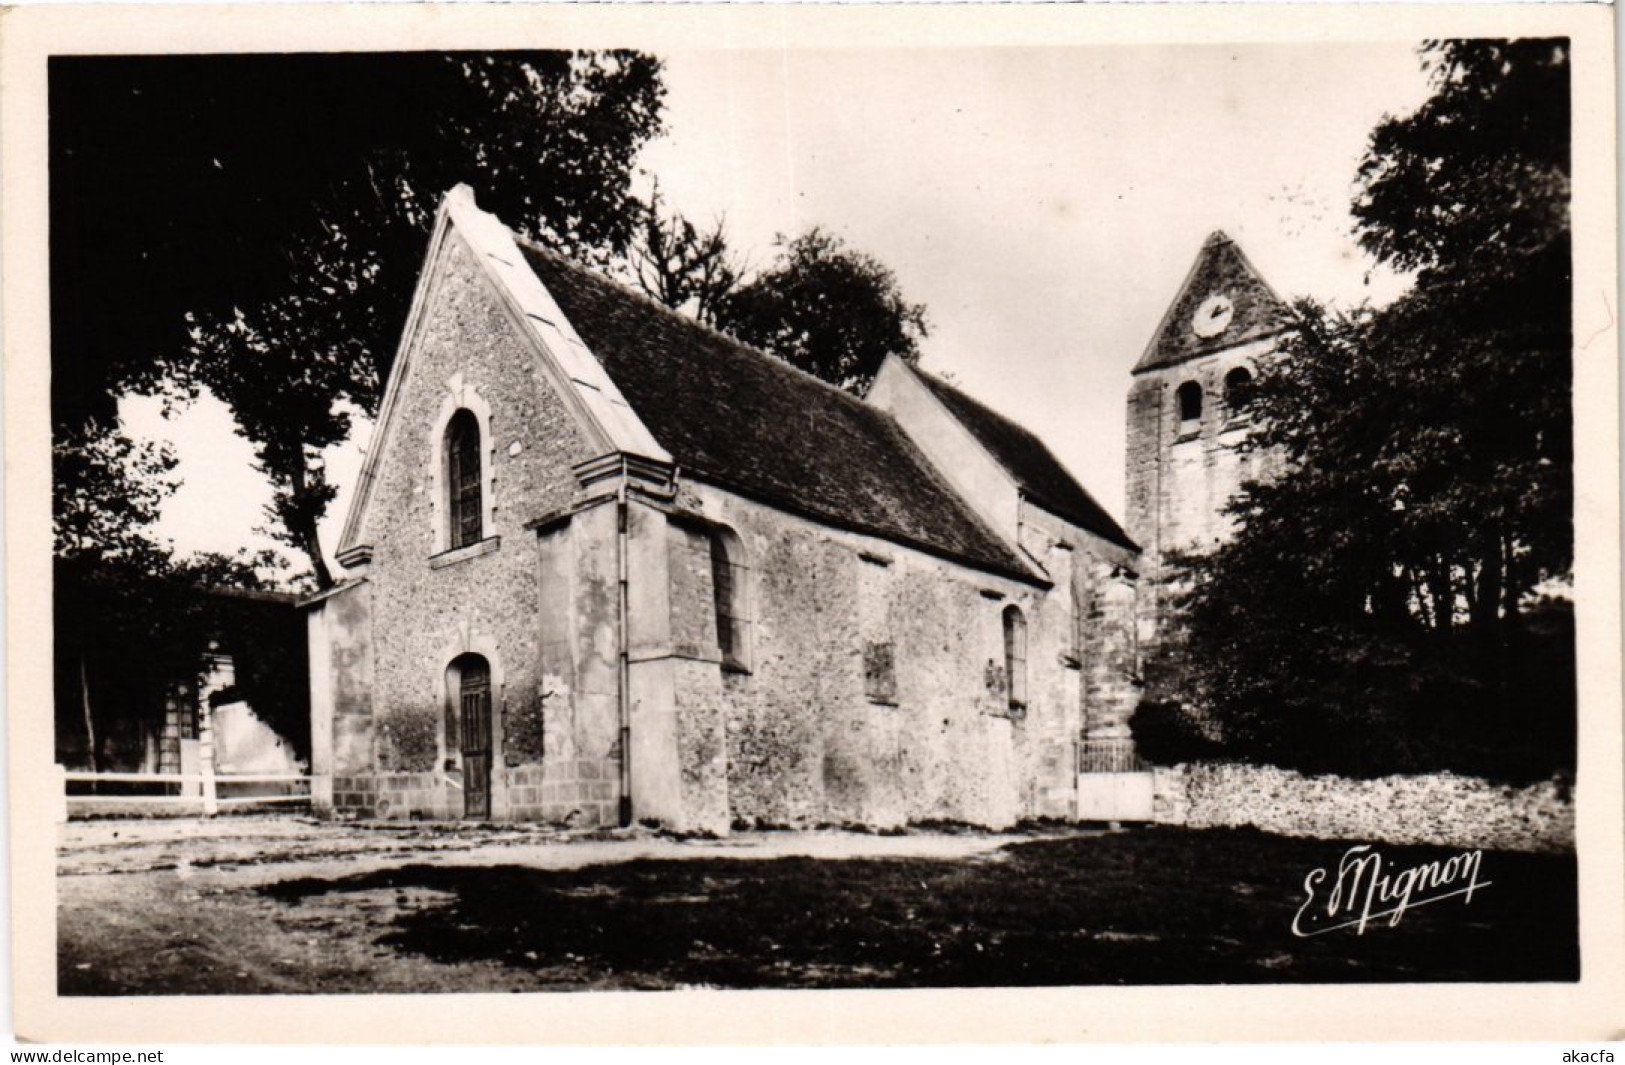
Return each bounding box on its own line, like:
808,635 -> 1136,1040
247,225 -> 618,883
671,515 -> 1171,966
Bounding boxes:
1076,738 -> 1154,822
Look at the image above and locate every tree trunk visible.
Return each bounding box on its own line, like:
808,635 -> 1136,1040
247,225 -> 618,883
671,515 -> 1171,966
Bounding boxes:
286,459 -> 335,590
1428,555 -> 1454,633
300,519 -> 335,590
1471,533 -> 1503,631
1500,531 -> 1524,626
79,653 -> 99,777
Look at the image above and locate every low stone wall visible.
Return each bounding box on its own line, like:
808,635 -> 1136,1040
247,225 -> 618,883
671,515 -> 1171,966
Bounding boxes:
1151,762 -> 1574,853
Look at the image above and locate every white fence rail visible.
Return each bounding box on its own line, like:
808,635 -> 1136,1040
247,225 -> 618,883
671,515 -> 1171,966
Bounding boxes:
62,768 -> 313,818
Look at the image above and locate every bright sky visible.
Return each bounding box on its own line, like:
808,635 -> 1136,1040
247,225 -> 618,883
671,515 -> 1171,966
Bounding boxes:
122,43 -> 1434,580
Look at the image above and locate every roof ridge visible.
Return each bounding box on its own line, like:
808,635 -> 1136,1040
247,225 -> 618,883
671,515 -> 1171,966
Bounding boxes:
913,365 -> 1048,446
512,234 -> 892,417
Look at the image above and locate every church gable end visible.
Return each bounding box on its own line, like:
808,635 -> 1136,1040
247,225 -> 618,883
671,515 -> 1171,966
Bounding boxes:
338,186 -> 666,568
343,224 -> 600,568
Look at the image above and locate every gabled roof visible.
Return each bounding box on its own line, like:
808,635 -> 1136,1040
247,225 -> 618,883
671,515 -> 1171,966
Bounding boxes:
516,242 -> 1039,584
335,185 -> 665,564
1134,231 -> 1295,374
911,369 -> 1136,552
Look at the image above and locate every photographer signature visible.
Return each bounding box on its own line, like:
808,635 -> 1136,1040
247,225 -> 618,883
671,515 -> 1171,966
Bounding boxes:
1292,844 -> 1490,937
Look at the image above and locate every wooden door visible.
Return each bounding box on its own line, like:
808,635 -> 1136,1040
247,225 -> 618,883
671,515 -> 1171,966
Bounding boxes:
459,665 -> 492,819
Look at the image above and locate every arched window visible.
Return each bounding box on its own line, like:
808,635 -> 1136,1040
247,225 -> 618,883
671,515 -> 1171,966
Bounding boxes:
1003,605 -> 1028,711
710,528 -> 751,673
1224,367 -> 1254,414
445,410 -> 483,549
1176,381 -> 1203,424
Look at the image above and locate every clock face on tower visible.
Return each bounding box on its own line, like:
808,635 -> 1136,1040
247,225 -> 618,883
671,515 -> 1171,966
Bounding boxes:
1192,293 -> 1235,339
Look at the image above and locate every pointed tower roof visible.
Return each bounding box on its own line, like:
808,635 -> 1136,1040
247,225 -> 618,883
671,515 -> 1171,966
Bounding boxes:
1133,231 -> 1295,374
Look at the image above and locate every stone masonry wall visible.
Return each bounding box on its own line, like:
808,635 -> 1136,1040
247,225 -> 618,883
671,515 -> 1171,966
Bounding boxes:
1020,502 -> 1141,753
669,481 -> 1124,830
343,227 -> 611,821
1125,337 -> 1284,646
1152,762 -> 1575,854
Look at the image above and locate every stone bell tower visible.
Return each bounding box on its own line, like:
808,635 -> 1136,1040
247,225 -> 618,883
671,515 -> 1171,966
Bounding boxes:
1125,231 -> 1297,644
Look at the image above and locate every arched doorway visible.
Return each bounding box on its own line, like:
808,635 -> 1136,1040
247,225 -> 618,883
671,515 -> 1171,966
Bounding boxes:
447,654 -> 492,819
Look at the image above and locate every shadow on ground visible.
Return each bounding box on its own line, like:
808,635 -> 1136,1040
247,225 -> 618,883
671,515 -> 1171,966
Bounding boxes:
243,827 -> 1577,989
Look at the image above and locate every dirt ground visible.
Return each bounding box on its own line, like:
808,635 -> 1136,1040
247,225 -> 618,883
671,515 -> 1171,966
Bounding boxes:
56,816 -> 1579,993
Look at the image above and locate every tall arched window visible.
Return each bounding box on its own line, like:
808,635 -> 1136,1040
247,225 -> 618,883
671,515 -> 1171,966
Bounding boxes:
1003,605 -> 1028,711
446,409 -> 483,549
709,527 -> 751,673
1176,381 -> 1203,425
1224,366 -> 1254,415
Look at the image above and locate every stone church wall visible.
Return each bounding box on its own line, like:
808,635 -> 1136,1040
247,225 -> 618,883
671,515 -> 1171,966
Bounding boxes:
667,482 -> 1124,831
314,218 -> 1147,831
324,229 -> 612,822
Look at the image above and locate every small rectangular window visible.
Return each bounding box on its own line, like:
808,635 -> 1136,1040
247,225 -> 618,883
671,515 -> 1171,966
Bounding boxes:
864,641 -> 897,705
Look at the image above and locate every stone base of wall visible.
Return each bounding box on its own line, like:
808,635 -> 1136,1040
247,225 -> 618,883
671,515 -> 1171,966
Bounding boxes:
503,759 -> 621,826
1151,762 -> 1574,854
332,772 -> 452,820
331,759 -> 622,824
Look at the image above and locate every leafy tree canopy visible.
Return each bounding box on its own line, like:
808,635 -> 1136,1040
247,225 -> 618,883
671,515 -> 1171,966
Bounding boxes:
54,52 -> 666,588
628,201 -> 932,397
715,228 -> 929,395
52,418 -> 291,770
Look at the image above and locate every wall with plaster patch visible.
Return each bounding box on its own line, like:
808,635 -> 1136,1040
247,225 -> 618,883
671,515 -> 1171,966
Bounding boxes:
663,482 -> 1140,832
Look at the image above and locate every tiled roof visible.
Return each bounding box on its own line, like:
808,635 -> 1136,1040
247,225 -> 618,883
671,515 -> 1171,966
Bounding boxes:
517,243 -> 1039,583
1134,231 -> 1295,374
913,370 -> 1136,551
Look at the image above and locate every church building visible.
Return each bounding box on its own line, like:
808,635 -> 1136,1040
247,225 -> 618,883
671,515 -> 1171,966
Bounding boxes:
306,186 -> 1144,833
1123,231 -> 1297,645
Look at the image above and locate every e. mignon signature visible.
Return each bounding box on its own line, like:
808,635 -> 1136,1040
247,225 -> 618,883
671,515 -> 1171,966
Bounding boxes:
1292,844 -> 1490,937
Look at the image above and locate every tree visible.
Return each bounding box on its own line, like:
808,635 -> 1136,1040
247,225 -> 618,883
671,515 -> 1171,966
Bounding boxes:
715,228 -> 929,395
53,419 -> 290,770
1350,38 -> 1572,623
626,180 -> 741,327
53,422 -> 178,770
56,52 -> 666,588
629,205 -> 932,398
53,420 -> 178,565
1142,40 -> 1573,782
